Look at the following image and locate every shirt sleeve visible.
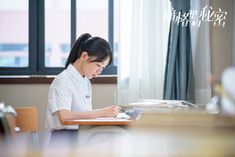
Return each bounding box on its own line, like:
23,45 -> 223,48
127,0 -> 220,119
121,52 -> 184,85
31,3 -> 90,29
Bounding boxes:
48,79 -> 73,114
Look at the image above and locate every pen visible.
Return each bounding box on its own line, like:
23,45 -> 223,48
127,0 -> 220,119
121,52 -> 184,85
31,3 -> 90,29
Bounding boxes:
119,108 -> 125,112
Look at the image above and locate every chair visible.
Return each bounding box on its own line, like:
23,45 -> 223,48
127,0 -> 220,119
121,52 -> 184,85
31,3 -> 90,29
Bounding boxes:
15,107 -> 39,145
1,105 -> 17,142
0,111 -> 13,143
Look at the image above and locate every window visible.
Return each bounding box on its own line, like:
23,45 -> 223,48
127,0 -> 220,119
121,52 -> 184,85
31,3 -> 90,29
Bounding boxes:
0,0 -> 117,75
0,0 -> 29,68
45,0 -> 70,67
76,0 -> 108,40
113,0 -> 119,66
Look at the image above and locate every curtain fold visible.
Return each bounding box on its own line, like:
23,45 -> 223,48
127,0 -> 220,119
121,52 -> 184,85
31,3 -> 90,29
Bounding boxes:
191,0 -> 211,105
163,0 -> 195,102
118,0 -> 171,105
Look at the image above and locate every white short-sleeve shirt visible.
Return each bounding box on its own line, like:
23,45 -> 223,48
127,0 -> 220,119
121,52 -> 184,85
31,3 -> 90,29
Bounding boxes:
45,64 -> 92,131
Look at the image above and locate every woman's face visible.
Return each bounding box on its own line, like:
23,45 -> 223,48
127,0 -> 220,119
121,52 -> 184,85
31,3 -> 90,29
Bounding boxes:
82,56 -> 110,79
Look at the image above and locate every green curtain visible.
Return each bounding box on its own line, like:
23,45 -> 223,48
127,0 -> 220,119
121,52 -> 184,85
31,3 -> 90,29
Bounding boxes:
163,0 -> 195,102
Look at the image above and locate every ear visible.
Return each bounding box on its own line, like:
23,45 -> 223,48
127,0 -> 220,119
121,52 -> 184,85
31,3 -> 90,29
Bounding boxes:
81,51 -> 89,61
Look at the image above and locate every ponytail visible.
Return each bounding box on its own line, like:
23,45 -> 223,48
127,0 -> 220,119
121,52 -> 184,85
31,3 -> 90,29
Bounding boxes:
65,33 -> 91,68
65,33 -> 112,68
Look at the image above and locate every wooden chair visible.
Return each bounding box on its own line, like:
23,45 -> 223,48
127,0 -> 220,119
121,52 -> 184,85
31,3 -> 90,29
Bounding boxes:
1,105 -> 17,142
15,107 -> 39,145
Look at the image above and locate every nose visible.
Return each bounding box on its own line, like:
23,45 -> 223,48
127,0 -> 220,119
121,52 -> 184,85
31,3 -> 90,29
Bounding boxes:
97,68 -> 103,74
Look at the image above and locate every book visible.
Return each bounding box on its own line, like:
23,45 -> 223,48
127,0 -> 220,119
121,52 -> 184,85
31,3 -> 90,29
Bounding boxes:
122,99 -> 190,109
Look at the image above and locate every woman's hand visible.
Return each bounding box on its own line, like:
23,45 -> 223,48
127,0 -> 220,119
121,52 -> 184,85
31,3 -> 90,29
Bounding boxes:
99,105 -> 120,117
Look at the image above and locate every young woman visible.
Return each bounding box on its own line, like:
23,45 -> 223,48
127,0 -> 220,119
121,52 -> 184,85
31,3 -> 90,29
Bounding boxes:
45,33 -> 120,144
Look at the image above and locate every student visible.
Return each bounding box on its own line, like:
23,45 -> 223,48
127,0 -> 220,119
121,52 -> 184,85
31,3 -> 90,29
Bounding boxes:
45,33 -> 120,145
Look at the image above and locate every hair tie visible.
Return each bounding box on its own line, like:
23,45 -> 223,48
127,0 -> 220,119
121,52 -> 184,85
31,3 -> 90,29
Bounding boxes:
87,37 -> 93,41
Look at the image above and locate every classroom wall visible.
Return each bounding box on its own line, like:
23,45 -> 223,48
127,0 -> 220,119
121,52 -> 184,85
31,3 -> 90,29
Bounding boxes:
0,84 -> 117,130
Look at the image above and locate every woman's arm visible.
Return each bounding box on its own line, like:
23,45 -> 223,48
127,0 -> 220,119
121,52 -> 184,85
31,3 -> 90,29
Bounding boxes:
57,105 -> 120,124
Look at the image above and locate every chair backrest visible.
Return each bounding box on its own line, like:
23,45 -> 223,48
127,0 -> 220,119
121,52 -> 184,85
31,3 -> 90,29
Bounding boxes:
0,111 -> 12,141
15,107 -> 38,132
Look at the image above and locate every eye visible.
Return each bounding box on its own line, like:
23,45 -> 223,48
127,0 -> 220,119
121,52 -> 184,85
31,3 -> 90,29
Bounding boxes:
96,64 -> 101,67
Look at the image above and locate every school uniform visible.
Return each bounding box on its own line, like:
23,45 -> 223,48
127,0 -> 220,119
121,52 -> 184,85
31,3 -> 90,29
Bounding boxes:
45,64 -> 92,145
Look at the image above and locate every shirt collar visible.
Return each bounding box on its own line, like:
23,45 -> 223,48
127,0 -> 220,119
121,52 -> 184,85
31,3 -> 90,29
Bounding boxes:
67,64 -> 86,82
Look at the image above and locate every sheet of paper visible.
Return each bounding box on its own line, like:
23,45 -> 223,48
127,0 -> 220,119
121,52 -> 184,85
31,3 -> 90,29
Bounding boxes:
73,118 -> 130,122
96,113 -> 130,120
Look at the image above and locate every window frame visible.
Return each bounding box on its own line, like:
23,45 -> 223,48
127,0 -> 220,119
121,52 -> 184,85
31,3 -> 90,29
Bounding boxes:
0,0 -> 117,75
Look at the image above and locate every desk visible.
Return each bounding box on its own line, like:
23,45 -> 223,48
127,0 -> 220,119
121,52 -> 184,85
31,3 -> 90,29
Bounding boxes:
62,118 -> 132,126
61,118 -> 131,147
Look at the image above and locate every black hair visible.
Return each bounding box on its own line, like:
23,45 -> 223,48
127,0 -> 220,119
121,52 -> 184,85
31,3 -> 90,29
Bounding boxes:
65,33 -> 113,68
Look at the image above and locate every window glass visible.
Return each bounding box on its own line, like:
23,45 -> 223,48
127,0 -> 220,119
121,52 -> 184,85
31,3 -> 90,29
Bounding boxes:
113,0 -> 119,66
45,0 -> 71,67
76,0 -> 108,40
0,0 -> 28,67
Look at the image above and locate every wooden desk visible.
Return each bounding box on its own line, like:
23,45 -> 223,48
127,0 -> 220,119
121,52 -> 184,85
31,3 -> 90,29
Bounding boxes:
62,118 -> 132,126
62,118 -> 131,147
